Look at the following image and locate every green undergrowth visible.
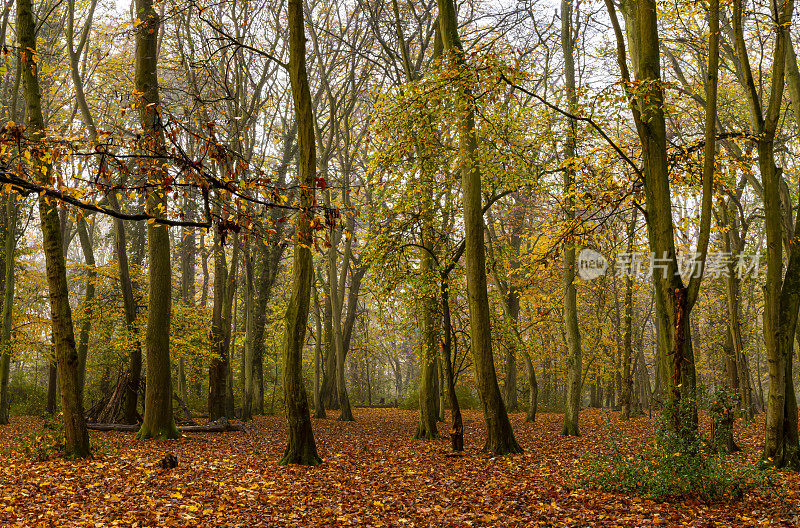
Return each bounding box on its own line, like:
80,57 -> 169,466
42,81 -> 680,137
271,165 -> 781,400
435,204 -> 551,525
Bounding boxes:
572,412 -> 777,503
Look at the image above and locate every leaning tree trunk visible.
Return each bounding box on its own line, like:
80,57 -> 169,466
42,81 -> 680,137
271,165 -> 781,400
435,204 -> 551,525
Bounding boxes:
437,0 -> 521,455
133,0 -> 178,440
279,0 -> 322,466
18,0 -> 90,457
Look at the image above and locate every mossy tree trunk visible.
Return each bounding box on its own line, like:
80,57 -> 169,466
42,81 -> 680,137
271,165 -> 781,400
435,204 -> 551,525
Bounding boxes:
279,0 -> 322,466
730,0 -> 799,468
606,0 -> 717,440
133,0 -> 179,440
437,0 -> 521,455
18,0 -> 90,457
0,193 -> 17,425
560,0 -> 582,437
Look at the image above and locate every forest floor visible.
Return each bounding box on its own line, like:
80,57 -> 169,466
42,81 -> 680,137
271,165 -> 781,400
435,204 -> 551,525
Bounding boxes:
1,408 -> 798,527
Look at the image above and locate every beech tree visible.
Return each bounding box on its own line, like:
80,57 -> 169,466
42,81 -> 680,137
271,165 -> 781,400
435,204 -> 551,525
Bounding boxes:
729,0 -> 800,468
436,0 -> 521,455
132,0 -> 179,440
560,0 -> 582,437
603,0 -> 718,439
279,0 -> 321,466
18,0 -> 90,456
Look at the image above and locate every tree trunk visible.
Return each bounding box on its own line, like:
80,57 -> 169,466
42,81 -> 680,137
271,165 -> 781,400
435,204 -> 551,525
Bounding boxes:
0,193 -> 16,424
279,0 -> 322,465
200,231 -> 209,308
249,126 -> 296,416
441,274 -> 463,449
243,247 -> 256,421
719,201 -> 755,419
414,255 -> 440,439
312,270 -> 326,418
325,188 -> 355,422
47,363 -> 57,415
75,218 -> 97,395
436,0 -> 521,456
133,0 -> 178,440
561,0 -> 582,437
415,172 -> 439,438
606,0 -> 718,438
208,207 -> 231,420
178,193 -> 195,405
320,282 -> 337,409
523,351 -> 538,422
19,0 -> 90,457
110,196 -> 142,425
503,205 -> 526,412
731,0 -> 799,468
621,210 -> 637,420
223,236 -> 239,418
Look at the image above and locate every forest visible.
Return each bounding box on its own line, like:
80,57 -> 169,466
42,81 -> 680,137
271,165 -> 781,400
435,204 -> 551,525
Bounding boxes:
2,0 -> 800,525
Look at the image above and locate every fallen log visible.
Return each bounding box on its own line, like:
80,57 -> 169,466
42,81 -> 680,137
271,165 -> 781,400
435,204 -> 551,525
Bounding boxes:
178,422 -> 248,433
353,400 -> 399,409
86,420 -> 248,434
85,423 -> 138,432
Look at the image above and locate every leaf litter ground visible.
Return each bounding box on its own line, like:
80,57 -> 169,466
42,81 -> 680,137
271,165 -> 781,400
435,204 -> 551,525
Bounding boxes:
1,409 -> 798,527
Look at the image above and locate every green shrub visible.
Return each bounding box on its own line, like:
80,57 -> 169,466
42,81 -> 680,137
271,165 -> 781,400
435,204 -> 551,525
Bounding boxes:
574,411 -> 776,502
